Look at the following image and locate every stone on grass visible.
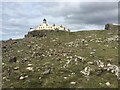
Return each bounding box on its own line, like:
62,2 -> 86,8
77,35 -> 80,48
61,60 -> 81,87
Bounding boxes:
26,67 -> 33,71
71,72 -> 75,75
42,69 -> 51,75
106,64 -> 120,79
27,64 -> 32,66
75,55 -> 84,62
25,75 -> 28,78
90,52 -> 95,55
19,76 -> 25,80
80,66 -> 91,76
2,63 -> 5,65
3,77 -> 6,80
70,82 -> 76,85
87,62 -> 94,65
14,66 -> 19,70
39,77 -> 42,80
64,77 -> 68,79
95,60 -> 104,68
105,82 -> 111,87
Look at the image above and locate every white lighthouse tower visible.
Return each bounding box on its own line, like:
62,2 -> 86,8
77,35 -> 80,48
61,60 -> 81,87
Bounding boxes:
43,18 -> 47,24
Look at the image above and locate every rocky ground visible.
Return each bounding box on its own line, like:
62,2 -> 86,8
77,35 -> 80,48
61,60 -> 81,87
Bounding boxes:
2,29 -> 120,88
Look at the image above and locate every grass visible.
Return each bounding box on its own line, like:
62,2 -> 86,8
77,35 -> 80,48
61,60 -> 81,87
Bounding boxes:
2,28 -> 119,88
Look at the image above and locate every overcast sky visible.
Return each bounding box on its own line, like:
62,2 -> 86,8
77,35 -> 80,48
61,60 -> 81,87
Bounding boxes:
1,1 -> 118,40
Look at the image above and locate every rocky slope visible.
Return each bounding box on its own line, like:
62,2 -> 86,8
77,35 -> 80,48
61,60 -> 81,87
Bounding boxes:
2,27 -> 120,88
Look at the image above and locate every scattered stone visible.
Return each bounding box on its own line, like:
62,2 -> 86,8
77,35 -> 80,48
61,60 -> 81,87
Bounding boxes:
105,64 -> 120,79
2,63 -> 5,66
99,82 -> 102,86
52,39 -> 56,42
71,72 -> 75,75
105,82 -> 111,87
42,54 -> 45,57
22,58 -> 30,63
85,44 -> 89,47
80,66 -> 91,76
24,75 -> 28,78
39,77 -> 42,80
81,39 -> 85,43
26,67 -> 33,71
66,59 -> 72,65
64,77 -> 68,79
70,82 -> 76,85
87,62 -> 94,65
95,60 -> 104,68
75,55 -> 84,62
56,57 -> 61,61
2,27 -> 119,87
42,69 -> 51,75
14,66 -> 19,70
66,56 -> 73,59
27,45 -> 32,49
92,49 -> 96,52
106,35 -> 118,42
3,77 -> 6,80
17,50 -> 20,53
90,52 -> 95,55
27,64 -> 32,66
19,76 -> 25,80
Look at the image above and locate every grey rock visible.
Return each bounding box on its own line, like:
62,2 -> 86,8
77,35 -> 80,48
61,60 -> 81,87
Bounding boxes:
42,69 -> 51,75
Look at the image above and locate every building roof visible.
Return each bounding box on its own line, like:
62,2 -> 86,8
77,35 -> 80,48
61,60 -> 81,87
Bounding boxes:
43,18 -> 46,21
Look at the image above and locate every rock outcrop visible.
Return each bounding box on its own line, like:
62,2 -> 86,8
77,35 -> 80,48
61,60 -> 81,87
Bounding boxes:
105,23 -> 119,30
25,30 -> 68,38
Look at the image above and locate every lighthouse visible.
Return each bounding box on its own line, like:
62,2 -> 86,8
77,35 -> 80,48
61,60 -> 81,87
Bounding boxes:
43,18 -> 47,24
30,18 -> 70,31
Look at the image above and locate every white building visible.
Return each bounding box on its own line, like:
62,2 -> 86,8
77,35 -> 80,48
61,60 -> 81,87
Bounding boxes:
30,18 -> 70,32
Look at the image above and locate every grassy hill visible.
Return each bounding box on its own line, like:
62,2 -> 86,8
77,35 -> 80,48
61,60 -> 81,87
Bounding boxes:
2,26 -> 120,88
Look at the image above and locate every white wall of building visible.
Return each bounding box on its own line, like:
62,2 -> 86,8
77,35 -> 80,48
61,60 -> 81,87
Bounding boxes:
30,19 -> 70,32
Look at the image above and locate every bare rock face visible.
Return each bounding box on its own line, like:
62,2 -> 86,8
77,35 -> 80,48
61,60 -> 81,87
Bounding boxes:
25,30 -> 67,38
